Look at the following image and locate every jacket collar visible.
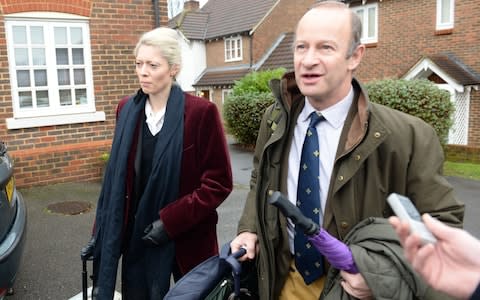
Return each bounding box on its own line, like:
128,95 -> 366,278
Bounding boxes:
271,71 -> 371,154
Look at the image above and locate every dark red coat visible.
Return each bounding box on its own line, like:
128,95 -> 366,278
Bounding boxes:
119,92 -> 233,275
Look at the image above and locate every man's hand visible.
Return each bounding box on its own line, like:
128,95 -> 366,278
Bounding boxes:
340,270 -> 373,299
230,232 -> 259,261
142,219 -> 169,246
81,236 -> 96,260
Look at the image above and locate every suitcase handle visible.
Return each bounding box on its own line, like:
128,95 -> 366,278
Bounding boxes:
223,247 -> 247,298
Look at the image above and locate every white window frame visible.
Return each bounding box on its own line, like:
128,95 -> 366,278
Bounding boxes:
5,12 -> 104,129
224,36 -> 242,62
351,3 -> 378,44
436,0 -> 454,30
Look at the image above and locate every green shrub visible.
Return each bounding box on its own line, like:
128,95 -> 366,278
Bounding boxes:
224,68 -> 285,145
231,68 -> 286,96
224,91 -> 275,145
365,79 -> 454,144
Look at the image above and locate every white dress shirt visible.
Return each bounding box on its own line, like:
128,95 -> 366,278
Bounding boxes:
286,87 -> 354,252
145,100 -> 166,136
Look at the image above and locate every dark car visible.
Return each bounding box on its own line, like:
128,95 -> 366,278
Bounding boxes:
0,142 -> 26,299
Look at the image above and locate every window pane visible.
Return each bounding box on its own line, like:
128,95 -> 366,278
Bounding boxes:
36,90 -> 49,107
34,69 -> 47,86
74,68 -> 85,84
32,48 -> 46,65
226,40 -> 231,60
14,48 -> 29,66
232,40 -> 237,58
236,39 -> 241,57
17,70 -> 31,87
30,26 -> 44,44
368,8 -> 376,38
356,9 -> 364,23
75,88 -> 87,105
54,27 -> 67,44
56,48 -> 69,65
71,27 -> 83,45
59,89 -> 72,106
12,26 -> 27,44
72,48 -> 84,64
19,91 -> 32,108
57,69 -> 70,85
441,0 -> 451,23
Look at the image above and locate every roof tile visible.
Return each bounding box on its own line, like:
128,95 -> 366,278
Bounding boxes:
430,53 -> 480,85
257,32 -> 294,72
172,0 -> 276,40
193,67 -> 251,87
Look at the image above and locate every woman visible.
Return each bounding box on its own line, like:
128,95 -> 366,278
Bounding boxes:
86,27 -> 233,299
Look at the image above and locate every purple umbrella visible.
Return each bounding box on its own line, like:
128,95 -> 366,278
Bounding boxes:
268,191 -> 358,274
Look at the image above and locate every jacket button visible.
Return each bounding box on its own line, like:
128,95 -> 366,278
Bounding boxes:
340,221 -> 349,229
338,175 -> 344,181
354,154 -> 361,161
374,132 -> 381,138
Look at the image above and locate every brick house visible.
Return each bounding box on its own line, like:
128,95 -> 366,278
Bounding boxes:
0,0 -> 169,187
169,0 -> 318,117
348,0 -> 480,150
173,0 -> 480,153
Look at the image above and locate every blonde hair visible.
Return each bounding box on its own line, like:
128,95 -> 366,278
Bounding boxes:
134,27 -> 182,70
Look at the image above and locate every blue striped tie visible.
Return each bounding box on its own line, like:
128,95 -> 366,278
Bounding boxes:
295,111 -> 325,284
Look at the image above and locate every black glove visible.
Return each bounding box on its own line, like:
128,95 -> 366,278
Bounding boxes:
81,236 -> 96,260
142,219 -> 169,246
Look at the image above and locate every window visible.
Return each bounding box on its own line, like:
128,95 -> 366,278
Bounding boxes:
224,36 -> 242,62
352,3 -> 378,44
5,12 -> 104,129
436,0 -> 454,30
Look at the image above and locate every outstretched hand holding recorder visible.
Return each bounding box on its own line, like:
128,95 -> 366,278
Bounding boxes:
387,193 -> 437,245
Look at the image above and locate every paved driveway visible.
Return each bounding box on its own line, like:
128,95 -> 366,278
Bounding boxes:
445,176 -> 480,234
8,140 -> 479,299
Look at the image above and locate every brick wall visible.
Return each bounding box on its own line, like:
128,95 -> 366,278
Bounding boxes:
354,0 -> 479,84
202,0 -> 317,123
0,0 -> 168,187
445,145 -> 480,164
351,0 -> 480,148
252,0 -> 315,62
205,36 -> 251,67
469,91 -> 480,146
211,89 -> 223,116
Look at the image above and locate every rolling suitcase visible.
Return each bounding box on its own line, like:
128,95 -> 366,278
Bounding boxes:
164,242 -> 258,300
80,250 -> 94,300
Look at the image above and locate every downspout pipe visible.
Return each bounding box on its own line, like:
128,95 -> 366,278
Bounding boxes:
153,0 -> 160,28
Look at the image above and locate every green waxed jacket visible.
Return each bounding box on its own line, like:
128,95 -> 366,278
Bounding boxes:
237,72 -> 465,300
321,217 -> 454,300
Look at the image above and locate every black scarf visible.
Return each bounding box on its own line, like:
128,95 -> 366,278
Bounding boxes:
93,84 -> 185,299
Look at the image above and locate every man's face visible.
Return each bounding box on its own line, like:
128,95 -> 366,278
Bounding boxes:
294,7 -> 362,110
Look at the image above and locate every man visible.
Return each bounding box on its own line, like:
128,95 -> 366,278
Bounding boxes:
231,1 -> 464,299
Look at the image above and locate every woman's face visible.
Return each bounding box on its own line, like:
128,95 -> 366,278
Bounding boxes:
135,45 -> 176,97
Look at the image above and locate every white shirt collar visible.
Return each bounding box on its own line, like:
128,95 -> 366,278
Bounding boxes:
145,100 -> 166,136
301,87 -> 354,129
